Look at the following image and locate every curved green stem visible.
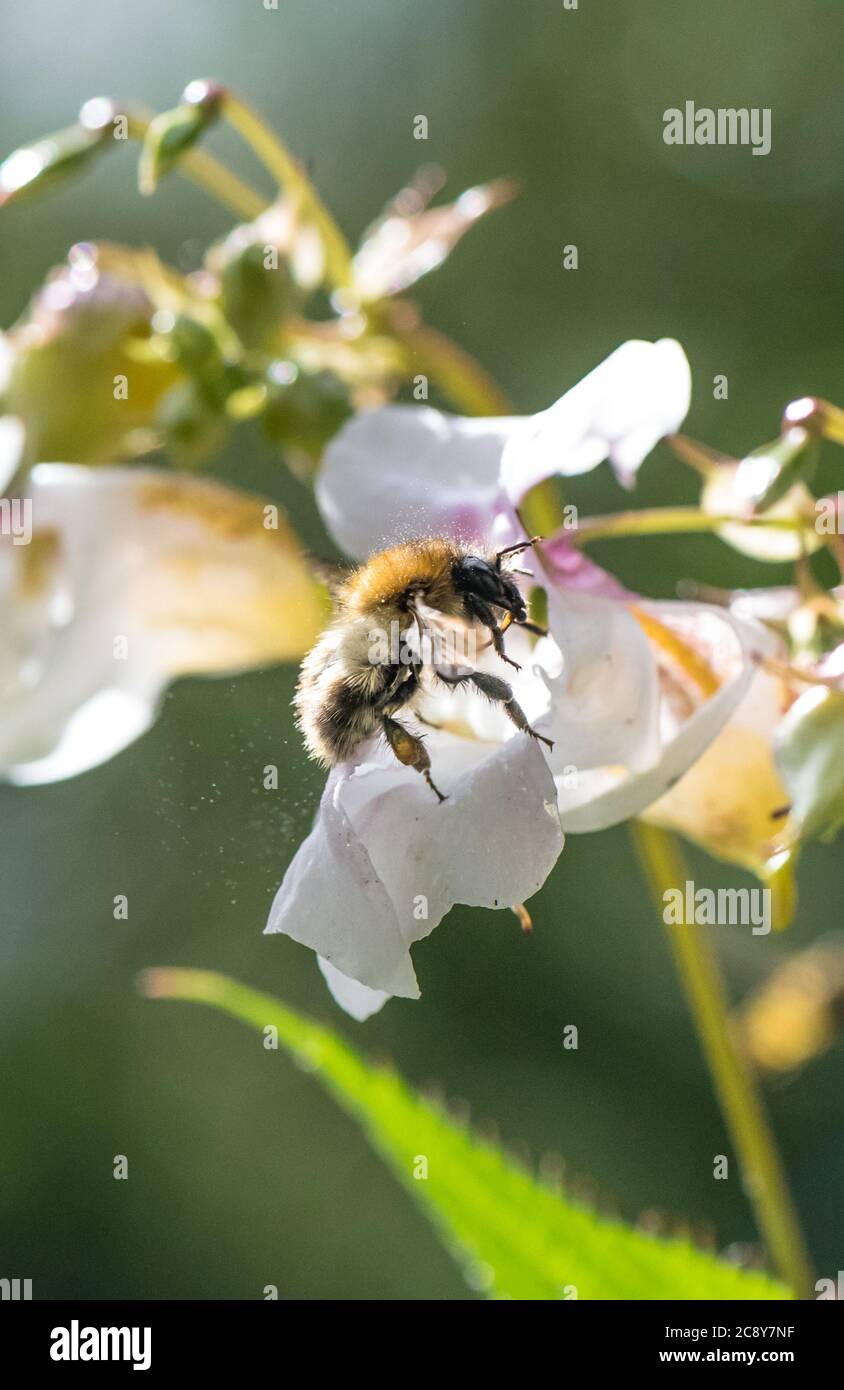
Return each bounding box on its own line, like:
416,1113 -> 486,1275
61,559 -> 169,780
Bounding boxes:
573,506 -> 809,546
632,822 -> 814,1299
391,318 -> 513,418
220,93 -> 353,287
125,109 -> 266,219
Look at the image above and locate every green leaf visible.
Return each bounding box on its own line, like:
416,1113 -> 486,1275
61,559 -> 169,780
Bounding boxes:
775,685 -> 844,843
140,968 -> 791,1301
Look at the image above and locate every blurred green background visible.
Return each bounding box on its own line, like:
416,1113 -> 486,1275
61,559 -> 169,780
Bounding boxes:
1,0 -> 843,1299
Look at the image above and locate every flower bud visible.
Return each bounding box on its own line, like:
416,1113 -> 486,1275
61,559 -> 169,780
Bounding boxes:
0,100 -> 120,208
158,311 -> 223,374
156,378 -> 229,466
217,240 -> 300,350
261,366 -> 351,474
205,199 -> 317,348
740,426 -> 814,513
700,429 -> 819,562
3,244 -> 181,465
138,80 -> 224,194
783,395 -> 844,447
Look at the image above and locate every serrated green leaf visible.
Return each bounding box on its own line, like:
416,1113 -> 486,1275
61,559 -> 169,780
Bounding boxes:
141,968 -> 791,1301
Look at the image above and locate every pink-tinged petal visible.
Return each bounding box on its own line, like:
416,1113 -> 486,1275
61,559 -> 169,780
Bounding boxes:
555,603 -> 758,832
316,405 -> 519,559
266,730 -> 563,1003
317,957 -> 391,1021
540,530 -> 635,601
500,338 -> 691,502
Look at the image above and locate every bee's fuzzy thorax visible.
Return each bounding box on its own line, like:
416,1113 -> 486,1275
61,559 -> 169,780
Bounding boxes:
338,537 -> 469,622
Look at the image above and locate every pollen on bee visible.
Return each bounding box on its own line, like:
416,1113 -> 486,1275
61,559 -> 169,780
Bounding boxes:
392,730 -> 417,761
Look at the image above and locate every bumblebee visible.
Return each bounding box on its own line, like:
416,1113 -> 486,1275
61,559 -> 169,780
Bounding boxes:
295,536 -> 552,801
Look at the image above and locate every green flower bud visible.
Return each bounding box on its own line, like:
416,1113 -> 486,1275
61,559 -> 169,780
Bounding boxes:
139,80 -> 224,195
157,312 -> 223,374
156,378 -> 229,467
743,426 -> 815,513
261,366 -> 351,473
0,99 -> 120,208
4,243 -> 182,465
206,199 -> 315,349
218,241 -> 301,350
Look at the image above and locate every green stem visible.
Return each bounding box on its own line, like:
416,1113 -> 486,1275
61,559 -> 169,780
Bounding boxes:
632,821 -> 814,1299
221,93 -> 353,288
174,148 -> 266,220
573,506 -> 808,546
390,318 -> 514,418
125,110 -> 266,220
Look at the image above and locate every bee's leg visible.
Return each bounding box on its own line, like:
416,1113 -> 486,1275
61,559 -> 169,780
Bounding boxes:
473,613 -> 547,656
487,619 -> 522,671
462,593 -> 522,671
381,715 -> 447,803
469,672 -> 555,752
433,668 -> 474,688
375,663 -> 415,708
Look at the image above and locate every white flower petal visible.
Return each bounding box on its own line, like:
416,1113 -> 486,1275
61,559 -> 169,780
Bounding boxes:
500,338 -> 691,501
316,405 -> 519,558
555,602 -> 757,831
3,687 -> 156,787
267,730 -> 563,998
644,662 -> 791,874
317,957 -> 391,1021
0,416 -> 24,493
1,315 -> 24,489
541,590 -> 661,774
266,763 -> 421,998
0,464 -> 322,783
415,625 -> 550,743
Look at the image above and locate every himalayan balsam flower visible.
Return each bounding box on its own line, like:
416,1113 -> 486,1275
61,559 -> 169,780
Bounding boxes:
647,587 -> 844,901
0,465 -> 323,784
267,340 -> 757,1019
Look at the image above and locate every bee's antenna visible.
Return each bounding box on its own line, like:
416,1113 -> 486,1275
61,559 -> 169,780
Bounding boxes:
494,537 -> 543,571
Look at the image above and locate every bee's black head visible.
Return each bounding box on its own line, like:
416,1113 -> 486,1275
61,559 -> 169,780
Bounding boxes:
453,554 -> 527,623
